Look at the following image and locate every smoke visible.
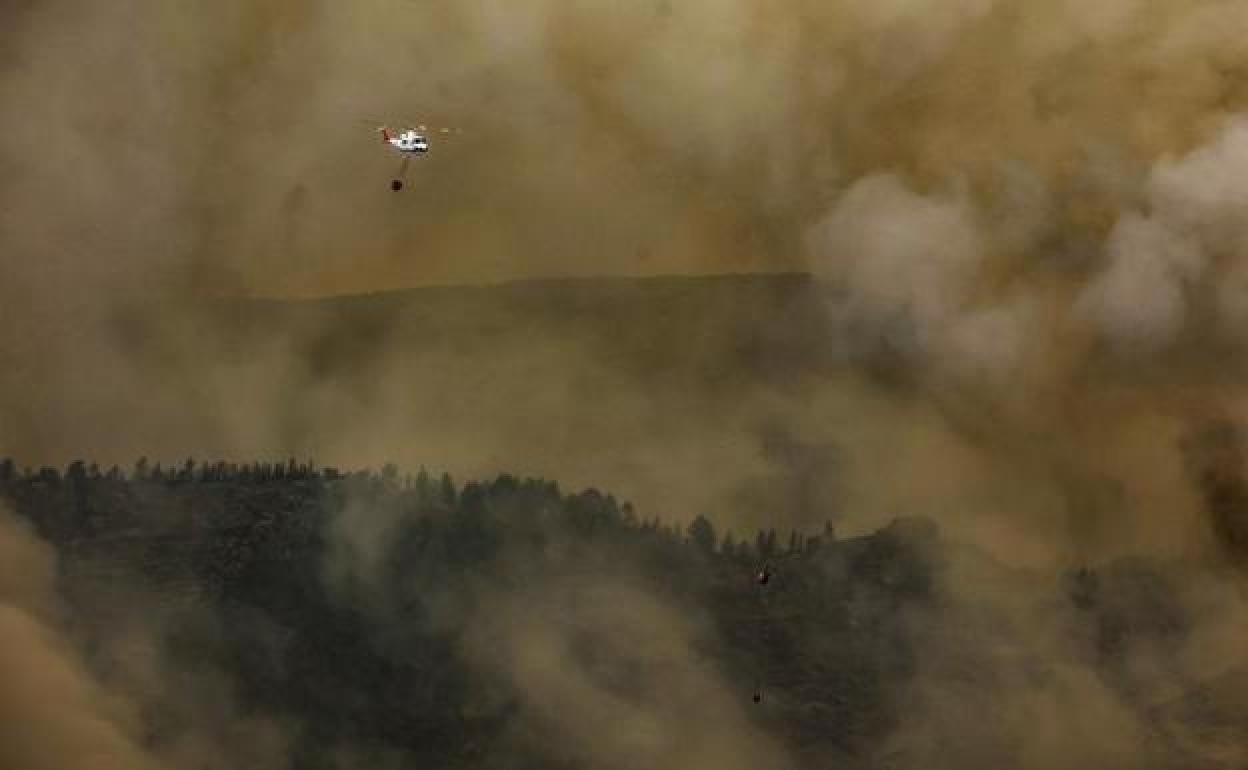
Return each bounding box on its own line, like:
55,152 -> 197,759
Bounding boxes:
0,502 -> 297,770
792,103 -> 1248,567
807,173 -> 988,363
3,0 -> 1240,298
463,577 -> 789,770
5,0 -> 1248,522
1076,213 -> 1204,356
0,505 -> 157,770
7,0 -> 1248,767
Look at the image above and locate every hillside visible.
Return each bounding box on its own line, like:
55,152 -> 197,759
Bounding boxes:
3,462 -> 1244,770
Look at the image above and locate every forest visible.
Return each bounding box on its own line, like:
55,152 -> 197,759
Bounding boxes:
1,457 -> 1237,770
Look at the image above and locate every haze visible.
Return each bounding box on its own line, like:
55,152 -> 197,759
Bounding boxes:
4,2 -> 1248,766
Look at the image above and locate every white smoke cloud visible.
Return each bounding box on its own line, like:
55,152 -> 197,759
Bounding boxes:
806,173 -> 985,362
1148,116 -> 1248,253
1075,213 -> 1203,356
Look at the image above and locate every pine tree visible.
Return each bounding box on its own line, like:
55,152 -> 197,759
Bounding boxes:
687,515 -> 717,553
440,473 -> 457,507
66,461 -> 88,523
413,467 -> 430,503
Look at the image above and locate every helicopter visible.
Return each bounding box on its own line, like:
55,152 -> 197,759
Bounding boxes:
367,121 -> 462,191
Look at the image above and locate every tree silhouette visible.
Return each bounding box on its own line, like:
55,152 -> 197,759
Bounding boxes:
440,473 -> 457,507
688,514 -> 717,553
66,461 -> 88,524
415,467 -> 432,502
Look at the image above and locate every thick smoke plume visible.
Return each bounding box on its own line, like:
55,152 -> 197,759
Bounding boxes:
0,502 -> 294,770
0,505 -> 157,770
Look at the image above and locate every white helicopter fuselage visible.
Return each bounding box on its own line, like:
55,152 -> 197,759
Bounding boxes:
385,128 -> 429,153
374,123 -> 457,190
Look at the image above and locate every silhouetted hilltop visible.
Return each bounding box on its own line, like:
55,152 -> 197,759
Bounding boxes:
184,272 -> 840,390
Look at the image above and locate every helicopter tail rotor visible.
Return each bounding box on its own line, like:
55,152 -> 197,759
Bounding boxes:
357,119 -> 396,141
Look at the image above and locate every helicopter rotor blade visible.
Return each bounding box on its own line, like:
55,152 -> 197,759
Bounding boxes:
403,120 -> 462,135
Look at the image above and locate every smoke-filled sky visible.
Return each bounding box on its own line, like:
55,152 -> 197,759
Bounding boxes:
5,0 -> 1248,559
5,0 -> 1245,295
7,3 -> 1248,765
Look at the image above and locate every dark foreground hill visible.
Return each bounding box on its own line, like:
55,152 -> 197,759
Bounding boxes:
2,462 -> 1244,770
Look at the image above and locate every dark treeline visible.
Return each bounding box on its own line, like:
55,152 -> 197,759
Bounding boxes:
0,456 -> 833,566
1,455 -> 339,486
